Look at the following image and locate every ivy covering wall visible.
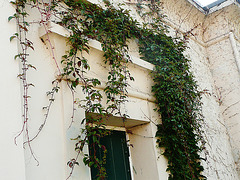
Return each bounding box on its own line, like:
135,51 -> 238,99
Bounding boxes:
10,0 -> 206,179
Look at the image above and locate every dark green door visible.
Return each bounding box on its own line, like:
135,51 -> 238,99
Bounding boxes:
89,130 -> 132,180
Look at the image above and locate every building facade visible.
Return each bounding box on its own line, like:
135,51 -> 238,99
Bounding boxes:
1,0 -> 240,179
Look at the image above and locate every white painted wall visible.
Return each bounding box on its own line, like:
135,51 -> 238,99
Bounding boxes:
0,0 -> 26,179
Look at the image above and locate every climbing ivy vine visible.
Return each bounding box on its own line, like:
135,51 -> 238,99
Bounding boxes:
10,0 -> 205,179
138,23 -> 205,180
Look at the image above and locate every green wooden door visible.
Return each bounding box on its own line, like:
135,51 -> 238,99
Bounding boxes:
89,130 -> 132,180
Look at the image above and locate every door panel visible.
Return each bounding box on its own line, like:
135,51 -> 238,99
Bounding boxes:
89,130 -> 131,180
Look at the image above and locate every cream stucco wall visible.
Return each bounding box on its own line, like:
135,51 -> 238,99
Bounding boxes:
1,0 -> 240,179
157,1 -> 240,179
202,4 -> 240,177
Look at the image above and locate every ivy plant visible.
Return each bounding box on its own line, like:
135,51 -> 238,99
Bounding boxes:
10,0 -> 206,179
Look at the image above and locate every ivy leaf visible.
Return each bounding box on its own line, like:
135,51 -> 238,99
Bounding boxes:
10,1 -> 16,5
77,61 -> 81,67
8,16 -> 15,22
93,136 -> 97,143
27,83 -> 35,87
14,54 -> 20,60
89,162 -> 94,167
10,36 -> 16,42
10,33 -> 18,42
72,81 -> 77,88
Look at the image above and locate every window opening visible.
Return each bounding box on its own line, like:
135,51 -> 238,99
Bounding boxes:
89,130 -> 132,180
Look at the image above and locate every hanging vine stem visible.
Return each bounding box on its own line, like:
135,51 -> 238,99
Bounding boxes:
66,147 -> 81,180
67,81 -> 77,129
23,81 -> 60,146
35,0 -> 61,74
10,0 -> 39,165
59,30 -> 110,178
10,0 -> 62,165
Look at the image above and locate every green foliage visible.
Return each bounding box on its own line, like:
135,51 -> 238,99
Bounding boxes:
61,1 -> 206,178
138,32 -> 205,179
11,0 -> 206,179
61,0 -> 206,179
60,0 -> 138,178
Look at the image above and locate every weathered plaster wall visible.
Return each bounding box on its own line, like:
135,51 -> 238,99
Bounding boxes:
188,37 -> 239,179
161,0 -> 205,41
160,0 -> 240,179
203,4 -> 240,41
203,4 -> 240,177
